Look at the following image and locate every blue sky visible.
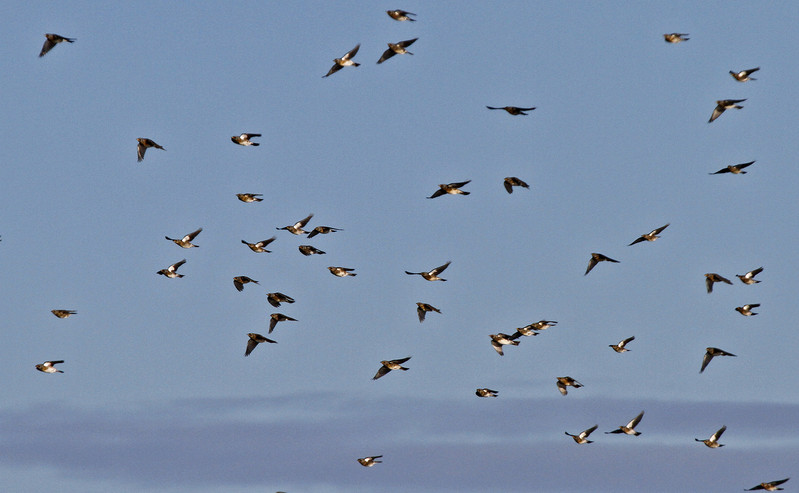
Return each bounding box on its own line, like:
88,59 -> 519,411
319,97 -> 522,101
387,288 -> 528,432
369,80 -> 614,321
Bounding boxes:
3,1 -> 798,491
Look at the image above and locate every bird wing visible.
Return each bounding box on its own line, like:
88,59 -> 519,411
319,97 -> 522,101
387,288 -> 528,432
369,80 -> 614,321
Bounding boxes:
653,223 -> 670,235
377,48 -> 396,64
490,339 -> 504,355
260,237 -> 277,247
711,425 -> 727,441
245,338 -> 259,356
710,167 -> 730,174
585,256 -> 598,275
431,261 -> 451,275
373,365 -> 390,380
427,188 -> 446,199
582,425 -> 599,438
392,356 -> 411,365
737,161 -> 755,170
343,44 -> 360,60
398,38 -> 418,48
185,228 -> 203,241
504,179 -> 514,194
749,267 -> 764,277
450,180 -> 471,188
628,236 -> 645,246
700,352 -> 713,372
557,381 -> 567,395
268,317 -> 278,334
708,105 -> 724,123
40,37 -> 57,57
234,279 -> 244,291
417,306 -> 426,322
171,259 -> 187,271
705,276 -> 714,293
622,336 -> 635,346
628,412 -> 644,428
137,142 -> 146,162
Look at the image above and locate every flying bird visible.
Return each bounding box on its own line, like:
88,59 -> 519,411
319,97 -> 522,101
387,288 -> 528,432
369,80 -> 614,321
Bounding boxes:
165,228 -> 202,248
730,67 -> 759,82
357,456 -> 383,467
35,360 -> 64,373
735,304 -> 760,316
585,253 -> 619,275
328,266 -> 357,277
377,38 -> 418,64
565,424 -> 598,444
277,214 -> 313,235
708,99 -> 746,123
323,44 -> 360,77
705,273 -> 732,293
737,267 -> 763,285
405,261 -> 451,281
157,259 -> 187,278
416,302 -> 441,322
663,33 -> 689,43
241,237 -> 276,253
709,161 -> 755,175
486,106 -> 536,115
231,133 -> 261,146
245,332 -> 276,357
503,177 -> 529,194
373,357 -> 411,380
490,333 -> 520,356
475,388 -> 499,398
51,310 -> 77,319
628,223 -> 669,246
700,347 -> 736,373
509,325 -> 540,339
606,411 -> 645,436
609,336 -> 635,353
427,180 -> 471,198
386,9 -> 415,21
530,320 -> 557,331
299,245 -> 326,256
746,478 -> 790,491
269,313 -> 297,334
39,33 -> 75,57
695,425 -> 727,448
137,138 -> 165,162
233,276 -> 259,292
236,193 -> 263,202
556,376 -> 583,396
307,226 -> 342,239
267,292 -> 295,308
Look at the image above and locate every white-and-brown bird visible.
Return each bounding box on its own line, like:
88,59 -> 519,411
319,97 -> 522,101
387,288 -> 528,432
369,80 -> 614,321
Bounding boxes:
157,259 -> 187,278
695,425 -> 726,448
705,273 -> 732,293
51,310 -> 77,319
245,333 -> 276,357
236,193 -> 263,202
323,44 -> 360,77
231,133 -> 261,146
730,67 -> 759,82
663,33 -> 689,43
735,304 -> 760,316
709,161 -> 755,175
405,261 -> 451,281
737,267 -> 763,285
233,276 -> 259,292
357,455 -> 383,467
746,478 -> 790,491
427,180 -> 471,199
475,388 -> 499,398
277,214 -> 313,235
166,228 -> 202,248
242,237 -> 276,253
386,9 -> 415,21
556,376 -> 583,396
307,226 -> 342,239
328,266 -> 356,277
700,347 -> 736,373
565,424 -> 598,444
490,333 -> 519,356
708,99 -> 746,123
137,138 -> 165,162
628,223 -> 669,246
606,411 -> 644,436
585,253 -> 619,275
609,336 -> 635,353
373,357 -> 411,380
39,33 -> 75,57
377,38 -> 418,64
35,360 -> 64,373
416,302 -> 441,322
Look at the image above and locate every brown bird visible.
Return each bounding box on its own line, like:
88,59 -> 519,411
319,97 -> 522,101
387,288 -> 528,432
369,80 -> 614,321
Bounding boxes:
705,273 -> 732,293
236,193 -> 263,202
35,360 -> 65,373
628,223 -> 669,246
241,237 -> 276,253
323,44 -> 360,78
245,332 -> 276,357
377,38 -> 418,64
328,266 -> 356,277
606,411 -> 645,436
427,181 -> 470,199
503,177 -> 530,194
730,67 -> 759,82
695,425 -> 726,448
267,292 -> 295,308
39,33 -> 75,57
486,106 -> 536,115
373,357 -> 411,380
585,253 -> 619,275
405,261 -> 450,281
307,226 -> 342,239
233,276 -> 259,292
735,304 -> 760,316
565,424 -> 598,444
357,455 -> 383,467
556,376 -> 583,396
700,347 -> 736,373
137,138 -> 165,162
298,245 -> 326,256
416,302 -> 441,322
277,214 -> 313,235
475,388 -> 499,398
663,33 -> 689,43
231,133 -> 261,146
157,259 -> 187,278
746,478 -> 790,491
708,99 -> 746,123
269,313 -> 297,334
51,310 -> 77,319
709,161 -> 755,175
490,333 -> 519,356
386,9 -> 415,21
165,228 -> 202,248
737,267 -> 763,285
609,336 -> 635,353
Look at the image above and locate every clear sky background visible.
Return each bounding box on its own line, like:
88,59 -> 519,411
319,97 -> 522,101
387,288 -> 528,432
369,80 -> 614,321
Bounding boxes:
2,1 -> 798,492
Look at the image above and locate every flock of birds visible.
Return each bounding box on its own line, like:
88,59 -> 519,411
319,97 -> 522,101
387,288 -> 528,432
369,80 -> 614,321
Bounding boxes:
29,11 -> 790,492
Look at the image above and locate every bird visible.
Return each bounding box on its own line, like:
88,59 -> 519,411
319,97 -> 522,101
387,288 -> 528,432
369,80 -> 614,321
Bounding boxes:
606,411 -> 644,435
565,424 -> 598,444
405,261 -> 451,281
328,266 -> 357,277
157,259 -> 187,278
231,133 -> 261,146
490,333 -> 520,356
475,388 -> 499,398
705,273 -> 732,293
299,245 -> 326,256
663,33 -> 689,43
737,267 -> 763,285
530,320 -> 557,330
708,99 -> 746,123
503,177 -> 530,194
416,302 -> 441,322
730,67 -> 760,82
508,325 -> 540,339
165,228 -> 202,248
245,333 -> 276,357
323,44 -> 360,77
357,455 -> 383,467
556,376 -> 583,396
241,237 -> 276,253
735,304 -> 760,316
585,253 -> 619,275
236,193 -> 263,202
35,360 -> 64,373
277,214 -> 313,235
307,226 -> 342,239
709,161 -> 755,175
486,106 -> 536,115
39,33 -> 75,57
373,357 -> 411,380
268,313 -> 297,334
137,138 -> 165,162
695,425 -> 726,448
427,181 -> 471,198
377,38 -> 418,64
233,276 -> 259,292
746,478 -> 790,491
609,336 -> 635,353
267,292 -> 295,308
700,347 -> 736,373
51,310 -> 77,319
628,223 -> 669,246
386,9 -> 415,21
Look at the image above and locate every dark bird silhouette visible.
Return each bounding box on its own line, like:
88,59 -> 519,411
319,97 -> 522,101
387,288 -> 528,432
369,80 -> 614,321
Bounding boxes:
267,292 -> 295,308
137,138 -> 165,162
475,388 -> 499,398
328,266 -> 356,277
486,106 -> 536,115
705,273 -> 732,293
386,9 -> 415,21
609,336 -> 635,353
737,267 -> 763,285
735,304 -> 760,316
236,193 -> 263,202
746,478 -> 790,491
157,259 -> 186,278
710,161 -> 755,175
427,180 -> 471,198
358,455 -> 383,467
585,253 -> 619,275
233,276 -> 259,292
299,245 -> 326,256
628,223 -> 669,246
708,99 -> 746,123
556,376 -> 583,396
405,261 -> 450,281
307,226 -> 342,239
377,38 -> 418,64
35,360 -> 64,373
39,33 -> 75,57
416,302 -> 441,322
277,214 -> 313,235
245,333 -> 276,357
700,347 -> 736,373
503,177 -> 529,194
51,310 -> 77,319
373,357 -> 411,380
269,313 -> 297,334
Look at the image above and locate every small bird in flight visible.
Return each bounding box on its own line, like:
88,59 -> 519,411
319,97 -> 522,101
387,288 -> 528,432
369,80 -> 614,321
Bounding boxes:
737,267 -> 763,285
705,273 -> 732,293
299,245 -> 326,256
606,411 -> 644,436
328,266 -> 357,277
486,106 -> 536,115
475,388 -> 499,398
700,347 -> 736,373
745,478 -> 790,491
585,253 -> 619,275
373,357 -> 411,380
165,228 -> 202,248
277,214 -> 313,235
735,304 -> 760,316
377,38 -> 418,64
427,180 -> 471,198
36,360 -> 65,373
269,313 -> 297,334
39,33 -> 75,57
708,99 -> 746,123
628,223 -> 669,246
51,310 -> 77,319
709,161 -> 755,175
416,302 -> 441,322
307,226 -> 342,239
267,292 -> 295,308
565,424 -> 598,444
358,455 -> 383,467
556,376 -> 583,396
241,237 -> 276,253
405,261 -> 451,281
695,425 -> 726,448
387,9 -> 415,21
324,44 -> 360,77
490,333 -> 520,356
231,133 -> 261,146
236,193 -> 263,202
609,336 -> 635,353
245,333 -> 276,357
157,259 -> 187,278
233,276 -> 259,292
730,67 -> 759,82
663,33 -> 689,43
137,138 -> 165,162
503,177 -> 530,194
